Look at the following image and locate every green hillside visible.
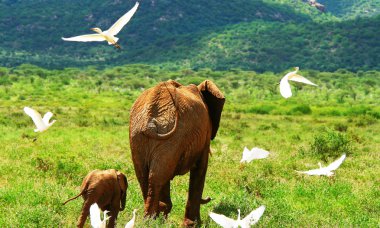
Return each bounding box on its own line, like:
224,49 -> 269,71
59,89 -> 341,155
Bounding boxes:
0,0 -> 311,53
0,0 -> 379,71
145,16 -> 380,72
318,0 -> 380,18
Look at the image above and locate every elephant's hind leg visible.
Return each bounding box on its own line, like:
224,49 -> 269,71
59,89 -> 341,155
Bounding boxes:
144,172 -> 164,218
77,198 -> 93,228
132,159 -> 149,204
159,181 -> 172,218
184,148 -> 210,227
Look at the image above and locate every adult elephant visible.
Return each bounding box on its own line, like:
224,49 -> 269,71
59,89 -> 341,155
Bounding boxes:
129,80 -> 225,227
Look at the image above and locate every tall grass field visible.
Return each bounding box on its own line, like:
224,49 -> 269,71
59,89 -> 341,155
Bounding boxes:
0,64 -> 379,227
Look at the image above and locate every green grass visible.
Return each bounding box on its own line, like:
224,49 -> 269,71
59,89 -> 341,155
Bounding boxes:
0,64 -> 379,227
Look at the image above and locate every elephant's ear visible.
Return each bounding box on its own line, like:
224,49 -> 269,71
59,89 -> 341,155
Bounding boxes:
116,171 -> 128,211
198,80 -> 225,140
116,171 -> 128,192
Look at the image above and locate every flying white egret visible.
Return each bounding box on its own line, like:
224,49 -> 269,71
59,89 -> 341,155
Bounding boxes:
62,2 -> 139,49
279,67 -> 317,98
90,203 -> 110,228
209,205 -> 266,228
125,209 -> 138,228
23,107 -> 56,132
240,147 -> 269,163
297,154 -> 346,177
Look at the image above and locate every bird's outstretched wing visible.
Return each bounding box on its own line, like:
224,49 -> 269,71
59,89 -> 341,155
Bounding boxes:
62,34 -> 105,42
296,169 -> 323,176
240,147 -> 251,163
241,147 -> 269,163
90,203 -> 102,228
326,154 -> 346,171
24,107 -> 45,131
241,205 -> 266,226
289,74 -> 318,86
106,2 -> 139,36
250,148 -> 270,159
209,212 -> 236,228
42,112 -> 53,125
279,78 -> 292,98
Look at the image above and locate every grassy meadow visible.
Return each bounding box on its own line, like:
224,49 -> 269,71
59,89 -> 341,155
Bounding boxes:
0,64 -> 379,227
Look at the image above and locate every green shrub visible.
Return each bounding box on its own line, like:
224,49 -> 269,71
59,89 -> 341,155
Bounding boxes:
258,124 -> 271,131
0,76 -> 11,85
248,105 -> 276,114
290,104 -> 312,115
334,122 -> 348,132
355,115 -> 377,127
368,111 -> 380,119
310,128 -> 353,161
319,108 -> 342,116
346,106 -> 370,116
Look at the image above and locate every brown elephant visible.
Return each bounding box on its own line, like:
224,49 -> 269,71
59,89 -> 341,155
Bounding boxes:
63,169 -> 128,228
129,80 -> 225,226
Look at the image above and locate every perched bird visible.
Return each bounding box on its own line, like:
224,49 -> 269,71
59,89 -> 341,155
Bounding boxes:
297,154 -> 346,177
279,67 -> 317,98
240,147 -> 269,163
125,209 -> 138,228
62,2 -> 139,49
23,107 -> 56,132
90,203 -> 110,228
209,205 -> 266,228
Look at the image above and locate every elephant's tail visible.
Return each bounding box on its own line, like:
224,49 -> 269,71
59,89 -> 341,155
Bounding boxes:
201,197 -> 212,204
143,110 -> 178,140
62,189 -> 85,205
143,82 -> 179,140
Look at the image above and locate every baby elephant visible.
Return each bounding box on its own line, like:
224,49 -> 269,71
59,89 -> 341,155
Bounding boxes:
63,169 -> 128,228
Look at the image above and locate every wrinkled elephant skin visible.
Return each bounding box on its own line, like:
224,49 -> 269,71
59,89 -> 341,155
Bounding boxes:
129,80 -> 225,226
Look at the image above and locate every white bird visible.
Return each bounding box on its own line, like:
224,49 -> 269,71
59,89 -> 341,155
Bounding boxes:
90,203 -> 110,228
62,2 -> 139,49
209,205 -> 266,228
125,209 -> 138,228
240,147 -> 269,163
279,67 -> 317,98
23,107 -> 56,132
297,154 -> 346,177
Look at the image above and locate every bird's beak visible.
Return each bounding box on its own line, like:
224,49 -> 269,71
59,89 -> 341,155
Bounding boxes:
90,28 -> 97,32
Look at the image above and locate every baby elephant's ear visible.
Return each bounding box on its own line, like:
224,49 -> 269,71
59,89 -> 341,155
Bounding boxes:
116,171 -> 128,211
116,171 -> 128,191
198,80 -> 225,140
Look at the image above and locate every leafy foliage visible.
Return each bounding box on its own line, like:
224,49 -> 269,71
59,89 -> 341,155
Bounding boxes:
319,0 -> 380,18
0,1 -> 379,72
310,128 -> 353,161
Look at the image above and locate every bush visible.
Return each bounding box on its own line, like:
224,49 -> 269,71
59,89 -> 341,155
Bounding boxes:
355,115 -> 377,127
334,122 -> 348,132
290,104 -> 312,115
310,128 -> 353,161
248,105 -> 276,114
346,106 -> 370,116
368,111 -> 380,119
0,76 -> 11,85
